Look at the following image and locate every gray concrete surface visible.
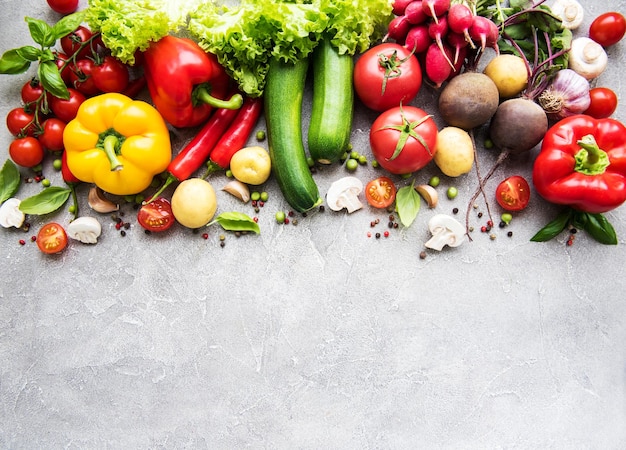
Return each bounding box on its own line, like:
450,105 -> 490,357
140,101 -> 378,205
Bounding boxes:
1,0 -> 625,448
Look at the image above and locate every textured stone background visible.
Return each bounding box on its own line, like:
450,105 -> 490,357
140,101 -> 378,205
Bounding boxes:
1,1 -> 625,448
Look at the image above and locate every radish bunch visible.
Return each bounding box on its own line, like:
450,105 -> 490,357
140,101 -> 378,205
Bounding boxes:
386,0 -> 500,87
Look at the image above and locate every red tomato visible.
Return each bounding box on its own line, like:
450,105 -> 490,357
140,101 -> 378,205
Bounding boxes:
9,137 -> 45,167
369,106 -> 438,175
36,222 -> 68,254
21,79 -> 45,104
365,177 -> 397,208
137,197 -> 175,232
92,56 -> 130,93
47,0 -> 79,14
495,175 -> 531,212
54,52 -> 73,85
60,26 -> 93,60
584,87 -> 618,119
38,118 -> 67,152
69,59 -> 100,96
353,43 -> 422,112
589,12 -> 626,47
6,107 -> 37,137
49,88 -> 86,123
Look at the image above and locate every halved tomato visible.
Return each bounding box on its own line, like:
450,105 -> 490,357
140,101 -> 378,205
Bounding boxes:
365,176 -> 397,208
37,222 -> 68,254
495,175 -> 530,212
137,196 -> 175,232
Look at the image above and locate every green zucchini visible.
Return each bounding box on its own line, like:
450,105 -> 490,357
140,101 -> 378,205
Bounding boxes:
264,57 -> 322,213
308,38 -> 354,164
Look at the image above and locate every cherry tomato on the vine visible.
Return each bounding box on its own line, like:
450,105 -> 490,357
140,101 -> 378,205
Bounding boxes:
369,105 -> 438,175
9,136 -> 45,168
583,87 -> 618,119
47,0 -> 79,15
365,177 -> 397,209
49,88 -> 86,123
137,197 -> 175,232
38,118 -> 67,152
36,222 -> 68,255
69,59 -> 100,96
353,43 -> 422,112
21,79 -> 45,104
589,12 -> 626,47
61,26 -> 94,60
54,52 -> 73,85
6,107 -> 37,137
495,175 -> 531,212
92,56 -> 130,93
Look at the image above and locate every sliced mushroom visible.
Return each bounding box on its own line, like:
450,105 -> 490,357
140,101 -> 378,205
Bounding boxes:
415,184 -> 439,208
326,176 -> 364,213
222,179 -> 250,203
88,186 -> 119,213
67,216 -> 102,244
424,214 -> 466,251
0,198 -> 25,228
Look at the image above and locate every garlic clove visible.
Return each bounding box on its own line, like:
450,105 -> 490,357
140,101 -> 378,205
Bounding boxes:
67,216 -> 102,244
88,186 -> 119,213
415,184 -> 439,208
222,179 -> 250,203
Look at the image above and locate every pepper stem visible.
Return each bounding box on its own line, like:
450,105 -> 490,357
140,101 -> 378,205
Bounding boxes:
102,134 -> 124,172
144,173 -> 177,205
195,87 -> 244,110
574,134 -> 610,176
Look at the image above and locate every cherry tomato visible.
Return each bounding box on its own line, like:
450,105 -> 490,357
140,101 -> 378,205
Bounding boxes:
69,59 -> 100,96
92,56 -> 130,93
495,175 -> 531,212
365,177 -> 397,209
21,79 -> 45,104
353,43 -> 422,112
6,107 -> 37,137
38,118 -> 67,152
49,88 -> 86,123
9,137 -> 45,167
369,105 -> 438,175
589,12 -> 626,47
54,52 -> 73,85
583,87 -> 618,119
36,222 -> 68,255
60,26 -> 93,60
137,197 -> 175,232
47,0 -> 79,15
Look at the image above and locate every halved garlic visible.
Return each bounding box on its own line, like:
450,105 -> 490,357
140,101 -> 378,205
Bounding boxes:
88,186 -> 119,213
67,216 -> 102,244
222,179 -> 250,203
415,184 -> 439,208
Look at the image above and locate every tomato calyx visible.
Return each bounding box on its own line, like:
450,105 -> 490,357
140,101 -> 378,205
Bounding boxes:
376,105 -> 434,161
378,49 -> 415,95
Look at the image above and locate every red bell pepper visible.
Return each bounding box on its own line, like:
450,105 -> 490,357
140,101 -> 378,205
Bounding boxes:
142,36 -> 243,128
531,114 -> 626,244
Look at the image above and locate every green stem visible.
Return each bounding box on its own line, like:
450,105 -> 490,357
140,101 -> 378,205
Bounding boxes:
203,160 -> 223,179
195,87 -> 243,110
574,134 -> 610,175
102,134 -> 123,171
144,173 -> 176,204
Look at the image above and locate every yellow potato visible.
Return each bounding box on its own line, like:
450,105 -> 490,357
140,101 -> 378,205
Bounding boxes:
433,127 -> 474,177
171,178 -> 217,229
230,146 -> 272,185
483,54 -> 529,99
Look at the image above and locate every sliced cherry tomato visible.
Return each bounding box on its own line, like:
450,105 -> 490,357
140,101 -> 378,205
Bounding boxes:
47,0 -> 79,14
21,79 -> 45,104
38,118 -> 67,152
92,56 -> 130,93
6,107 -> 37,137
49,88 -> 86,123
369,105 -> 438,175
9,137 -> 45,167
365,177 -> 397,208
60,26 -> 93,60
583,87 -> 618,119
589,12 -> 626,47
353,43 -> 422,112
495,175 -> 531,212
69,59 -> 100,96
36,222 -> 68,254
137,197 -> 175,232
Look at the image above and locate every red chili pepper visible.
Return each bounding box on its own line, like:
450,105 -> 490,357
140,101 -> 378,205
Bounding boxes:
208,96 -> 264,170
142,36 -> 243,128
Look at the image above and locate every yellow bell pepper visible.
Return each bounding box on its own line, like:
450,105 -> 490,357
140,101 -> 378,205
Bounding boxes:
64,93 -> 172,196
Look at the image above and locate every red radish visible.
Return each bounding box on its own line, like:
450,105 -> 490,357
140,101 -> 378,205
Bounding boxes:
428,16 -> 454,68
447,3 -> 476,49
392,0 -> 415,16
447,31 -> 469,65
425,41 -> 453,87
448,45 -> 468,80
421,0 -> 450,24
469,16 -> 500,53
385,15 -> 412,42
404,24 -> 431,54
405,1 -> 427,25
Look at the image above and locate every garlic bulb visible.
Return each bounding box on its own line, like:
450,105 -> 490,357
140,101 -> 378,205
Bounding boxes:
538,69 -> 591,120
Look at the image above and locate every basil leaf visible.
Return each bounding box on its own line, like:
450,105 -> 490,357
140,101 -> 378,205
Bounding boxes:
16,45 -> 41,62
530,208 -> 572,242
51,11 -> 86,41
0,49 -> 31,75
25,17 -> 55,48
19,186 -> 71,215
209,211 -> 260,234
396,183 -> 421,227
579,212 -> 617,245
39,60 -> 69,100
0,159 -> 21,203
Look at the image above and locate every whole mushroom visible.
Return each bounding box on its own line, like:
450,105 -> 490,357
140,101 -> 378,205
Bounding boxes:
424,214 -> 466,251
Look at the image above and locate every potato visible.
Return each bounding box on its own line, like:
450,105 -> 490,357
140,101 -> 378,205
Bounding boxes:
171,178 -> 217,229
433,126 -> 474,177
483,54 -> 528,99
438,73 -> 500,130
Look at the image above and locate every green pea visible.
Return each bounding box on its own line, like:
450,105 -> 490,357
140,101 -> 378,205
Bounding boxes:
371,160 -> 379,168
358,155 -> 367,165
275,211 -> 286,224
350,151 -> 360,160
256,130 -> 266,141
52,159 -> 62,171
260,191 -> 269,202
251,191 -> 261,201
446,186 -> 458,199
306,157 -> 315,168
68,204 -> 77,214
501,213 -> 513,225
345,158 -> 358,171
484,138 -> 494,149
225,169 -> 233,178
429,176 -> 440,187
41,178 -> 51,187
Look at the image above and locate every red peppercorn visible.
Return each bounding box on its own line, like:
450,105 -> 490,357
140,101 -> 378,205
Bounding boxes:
19,239 -> 26,245
384,230 -> 389,237
202,233 -> 209,239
